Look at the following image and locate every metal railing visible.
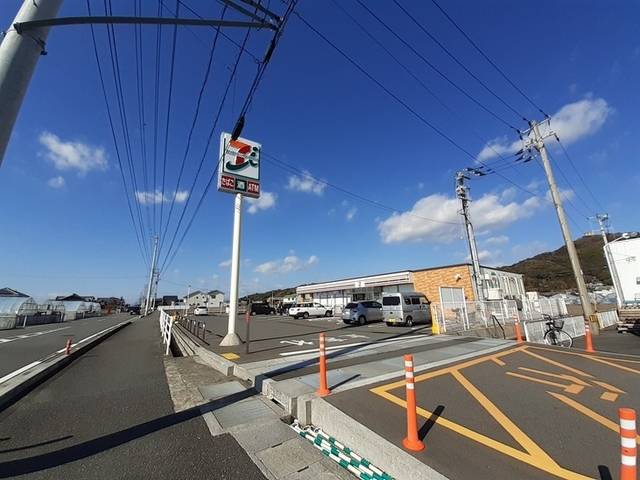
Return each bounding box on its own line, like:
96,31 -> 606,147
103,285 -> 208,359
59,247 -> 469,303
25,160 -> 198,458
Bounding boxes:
180,317 -> 207,342
432,300 -> 519,334
158,307 -> 173,355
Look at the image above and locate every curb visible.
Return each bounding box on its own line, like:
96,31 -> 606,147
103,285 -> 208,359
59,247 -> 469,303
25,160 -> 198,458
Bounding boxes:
0,319 -> 131,412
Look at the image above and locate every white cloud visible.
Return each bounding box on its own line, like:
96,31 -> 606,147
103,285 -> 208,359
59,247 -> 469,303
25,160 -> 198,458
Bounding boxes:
545,188 -> 575,203
485,235 -> 509,246
500,187 -> 516,201
219,259 -> 232,268
378,190 -> 542,244
47,176 -> 65,189
287,170 -> 326,195
255,254 -> 318,274
39,131 -> 108,174
526,178 -> 545,192
246,191 -> 276,214
345,207 -> 357,221
476,97 -> 612,162
135,189 -> 189,205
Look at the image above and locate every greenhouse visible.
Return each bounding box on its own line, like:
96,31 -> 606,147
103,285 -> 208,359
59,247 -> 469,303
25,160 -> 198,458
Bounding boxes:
0,296 -> 38,330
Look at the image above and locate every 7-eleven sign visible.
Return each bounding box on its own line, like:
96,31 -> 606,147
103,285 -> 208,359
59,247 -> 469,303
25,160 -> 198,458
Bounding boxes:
218,133 -> 261,198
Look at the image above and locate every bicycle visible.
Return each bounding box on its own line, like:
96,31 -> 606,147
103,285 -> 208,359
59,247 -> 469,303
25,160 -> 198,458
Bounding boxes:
542,315 -> 573,347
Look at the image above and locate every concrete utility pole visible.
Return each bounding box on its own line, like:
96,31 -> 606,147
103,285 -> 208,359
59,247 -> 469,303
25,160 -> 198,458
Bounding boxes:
0,0 -> 63,166
529,120 -> 599,334
596,214 -> 624,308
220,193 -> 243,346
144,236 -> 159,315
456,170 -> 484,301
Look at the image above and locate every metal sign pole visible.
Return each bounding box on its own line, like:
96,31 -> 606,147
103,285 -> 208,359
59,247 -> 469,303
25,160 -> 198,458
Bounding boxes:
220,193 -> 243,346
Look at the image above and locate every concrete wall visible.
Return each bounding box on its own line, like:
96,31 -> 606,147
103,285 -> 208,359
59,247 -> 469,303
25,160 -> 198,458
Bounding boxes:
411,265 -> 475,303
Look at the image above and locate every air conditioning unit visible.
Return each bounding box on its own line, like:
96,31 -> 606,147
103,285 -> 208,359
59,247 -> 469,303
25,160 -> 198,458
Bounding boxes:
486,288 -> 504,300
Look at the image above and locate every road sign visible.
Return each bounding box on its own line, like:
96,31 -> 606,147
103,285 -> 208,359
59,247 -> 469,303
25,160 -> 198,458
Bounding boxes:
218,132 -> 261,198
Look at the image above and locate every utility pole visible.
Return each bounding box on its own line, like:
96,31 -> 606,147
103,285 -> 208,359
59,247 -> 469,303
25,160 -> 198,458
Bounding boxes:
456,169 -> 484,301
144,236 -> 159,315
527,120 -> 599,334
596,214 -> 624,308
0,0 -> 64,166
220,193 -> 243,346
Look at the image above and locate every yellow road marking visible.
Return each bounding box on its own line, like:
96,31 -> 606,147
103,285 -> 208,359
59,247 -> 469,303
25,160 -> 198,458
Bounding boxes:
591,381 -> 625,394
600,392 -> 618,402
221,352 -> 240,360
518,367 -> 591,386
372,372 -> 592,479
506,372 -> 583,394
529,345 -> 640,367
492,357 -> 506,366
585,356 -> 640,375
548,392 -> 640,444
371,346 -> 525,394
522,349 -> 594,378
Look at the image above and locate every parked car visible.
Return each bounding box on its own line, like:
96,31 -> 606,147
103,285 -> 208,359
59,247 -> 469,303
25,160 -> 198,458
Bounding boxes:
342,301 -> 384,325
194,306 -> 208,316
250,302 -> 276,315
381,292 -> 431,327
128,305 -> 141,315
289,302 -> 333,319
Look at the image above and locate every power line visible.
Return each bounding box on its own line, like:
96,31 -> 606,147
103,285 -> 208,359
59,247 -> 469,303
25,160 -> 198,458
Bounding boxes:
263,152 -> 460,225
429,0 -> 548,117
546,150 -> 593,218
158,4 -> 229,258
556,137 -> 606,212
293,10 -> 538,198
159,28 -> 254,273
391,0 -> 527,123
102,0 -> 150,260
86,0 -> 149,268
159,0 -> 180,240
352,0 -> 520,132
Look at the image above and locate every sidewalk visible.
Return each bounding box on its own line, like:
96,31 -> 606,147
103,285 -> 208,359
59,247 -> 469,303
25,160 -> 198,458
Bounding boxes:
0,315 -> 265,479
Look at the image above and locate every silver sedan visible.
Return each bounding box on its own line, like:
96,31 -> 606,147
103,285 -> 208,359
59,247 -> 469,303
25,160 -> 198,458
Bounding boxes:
342,301 -> 384,325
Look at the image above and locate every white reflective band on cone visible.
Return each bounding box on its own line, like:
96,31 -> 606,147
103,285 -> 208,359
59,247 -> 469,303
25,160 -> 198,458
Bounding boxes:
621,437 -> 637,448
406,383 -> 415,390
404,361 -> 412,367
621,455 -> 636,466
405,371 -> 414,378
620,419 -> 636,430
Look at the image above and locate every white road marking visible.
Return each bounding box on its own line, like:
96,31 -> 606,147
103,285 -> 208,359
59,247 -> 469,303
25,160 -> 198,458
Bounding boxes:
0,361 -> 41,384
280,339 -> 314,346
326,337 -> 347,343
0,320 -> 130,384
0,326 -> 70,345
278,334 -> 432,357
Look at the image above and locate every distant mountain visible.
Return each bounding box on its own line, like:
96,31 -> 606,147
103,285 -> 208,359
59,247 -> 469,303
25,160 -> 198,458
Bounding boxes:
240,287 -> 296,303
501,234 -> 614,294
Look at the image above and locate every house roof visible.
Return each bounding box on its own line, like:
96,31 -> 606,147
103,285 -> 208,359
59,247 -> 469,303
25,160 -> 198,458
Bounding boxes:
0,287 -> 28,297
55,293 -> 88,302
186,290 -> 203,298
207,290 -> 224,295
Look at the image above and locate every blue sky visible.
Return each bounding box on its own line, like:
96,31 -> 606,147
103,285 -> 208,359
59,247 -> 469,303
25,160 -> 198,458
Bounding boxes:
1,0 -> 638,303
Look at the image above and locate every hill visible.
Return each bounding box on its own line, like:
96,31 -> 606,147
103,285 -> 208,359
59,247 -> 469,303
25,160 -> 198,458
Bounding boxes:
501,234 -> 614,293
240,287 -> 296,303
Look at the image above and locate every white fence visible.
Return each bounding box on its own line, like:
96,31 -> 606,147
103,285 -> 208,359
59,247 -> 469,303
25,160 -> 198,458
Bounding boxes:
522,310 -> 618,344
432,300 -> 519,334
158,307 -> 174,355
520,297 -> 568,322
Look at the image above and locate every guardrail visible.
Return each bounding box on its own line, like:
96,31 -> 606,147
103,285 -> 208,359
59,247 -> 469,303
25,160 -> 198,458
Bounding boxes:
158,307 -> 174,355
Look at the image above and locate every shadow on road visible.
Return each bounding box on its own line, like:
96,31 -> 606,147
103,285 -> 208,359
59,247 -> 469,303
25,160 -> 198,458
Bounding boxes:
418,405 -> 444,441
597,465 -> 612,480
0,435 -> 73,455
0,389 -> 257,478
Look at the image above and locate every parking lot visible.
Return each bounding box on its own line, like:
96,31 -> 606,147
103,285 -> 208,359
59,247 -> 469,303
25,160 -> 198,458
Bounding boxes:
186,313 -> 433,363
327,344 -> 640,480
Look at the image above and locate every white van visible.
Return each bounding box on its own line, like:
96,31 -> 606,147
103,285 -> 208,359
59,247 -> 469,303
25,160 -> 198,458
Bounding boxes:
381,292 -> 431,327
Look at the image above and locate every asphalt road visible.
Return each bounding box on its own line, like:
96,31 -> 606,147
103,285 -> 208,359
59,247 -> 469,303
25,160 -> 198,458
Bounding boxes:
0,315 -> 266,480
0,314 -> 132,379
186,313 -> 432,363
573,327 -> 639,355
328,343 -> 640,480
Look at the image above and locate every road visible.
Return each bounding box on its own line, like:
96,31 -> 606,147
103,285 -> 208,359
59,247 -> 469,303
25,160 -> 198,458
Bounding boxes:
327,343 -> 640,480
0,315 -> 266,480
0,314 -> 132,379
186,312 -> 433,363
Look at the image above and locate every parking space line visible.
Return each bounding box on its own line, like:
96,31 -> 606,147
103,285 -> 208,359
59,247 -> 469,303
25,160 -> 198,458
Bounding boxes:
518,367 -> 591,386
585,356 -> 640,375
522,349 -> 594,378
505,371 -> 584,394
592,380 -> 625,393
491,358 -> 506,366
548,392 -> 640,444
372,365 -> 592,479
